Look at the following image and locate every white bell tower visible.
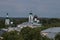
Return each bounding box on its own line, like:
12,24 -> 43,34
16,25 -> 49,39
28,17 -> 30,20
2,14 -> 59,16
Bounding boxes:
5,13 -> 10,25
29,13 -> 33,23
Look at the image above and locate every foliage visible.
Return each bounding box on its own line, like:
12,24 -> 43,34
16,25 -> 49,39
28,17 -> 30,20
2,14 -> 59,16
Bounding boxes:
0,18 -> 60,40
1,27 -> 51,40
55,33 -> 60,40
20,27 -> 50,40
2,31 -> 20,40
0,19 -> 5,29
20,27 -> 32,40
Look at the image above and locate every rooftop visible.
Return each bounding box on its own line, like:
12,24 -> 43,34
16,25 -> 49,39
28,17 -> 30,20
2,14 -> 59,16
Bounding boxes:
41,27 -> 60,33
41,27 -> 60,39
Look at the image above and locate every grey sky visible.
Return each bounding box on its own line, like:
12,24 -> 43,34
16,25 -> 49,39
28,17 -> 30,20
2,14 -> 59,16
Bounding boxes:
0,0 -> 60,18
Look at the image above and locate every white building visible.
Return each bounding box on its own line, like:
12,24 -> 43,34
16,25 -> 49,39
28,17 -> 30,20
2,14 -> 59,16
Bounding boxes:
17,13 -> 42,28
1,12 -> 42,33
1,27 -> 21,32
5,13 -> 10,25
41,27 -> 60,39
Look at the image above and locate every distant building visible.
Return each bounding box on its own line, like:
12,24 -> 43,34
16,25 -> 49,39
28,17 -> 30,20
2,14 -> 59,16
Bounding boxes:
5,13 -> 14,27
5,13 -> 10,25
1,27 -> 21,32
17,12 -> 42,28
41,27 -> 60,39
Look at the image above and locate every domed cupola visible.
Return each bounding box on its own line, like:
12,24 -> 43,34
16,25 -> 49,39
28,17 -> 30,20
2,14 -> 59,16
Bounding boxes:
29,12 -> 33,23
29,13 -> 33,15
34,15 -> 38,18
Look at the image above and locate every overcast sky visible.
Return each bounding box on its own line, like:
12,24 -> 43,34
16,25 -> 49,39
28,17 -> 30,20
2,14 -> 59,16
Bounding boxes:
0,0 -> 60,18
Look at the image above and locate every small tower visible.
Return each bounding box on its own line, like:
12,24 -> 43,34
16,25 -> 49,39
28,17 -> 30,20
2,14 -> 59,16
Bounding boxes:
29,13 -> 33,23
5,13 -> 10,25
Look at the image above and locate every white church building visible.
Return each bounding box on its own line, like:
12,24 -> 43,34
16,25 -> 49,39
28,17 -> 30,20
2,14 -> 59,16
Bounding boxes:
17,13 -> 42,28
5,13 -> 10,25
2,13 -> 42,32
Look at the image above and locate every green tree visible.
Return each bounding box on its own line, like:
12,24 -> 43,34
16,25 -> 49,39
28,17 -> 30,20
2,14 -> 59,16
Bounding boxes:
0,19 -> 5,29
20,27 -> 50,40
2,31 -> 20,40
20,27 -> 32,40
55,34 -> 60,40
2,27 -> 51,40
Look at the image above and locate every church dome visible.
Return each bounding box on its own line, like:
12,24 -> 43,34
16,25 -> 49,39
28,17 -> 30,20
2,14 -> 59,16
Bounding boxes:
34,15 -> 38,18
29,13 -> 33,15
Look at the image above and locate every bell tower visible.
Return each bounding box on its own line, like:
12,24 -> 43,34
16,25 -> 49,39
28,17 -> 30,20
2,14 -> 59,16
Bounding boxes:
29,13 -> 33,23
5,13 -> 10,25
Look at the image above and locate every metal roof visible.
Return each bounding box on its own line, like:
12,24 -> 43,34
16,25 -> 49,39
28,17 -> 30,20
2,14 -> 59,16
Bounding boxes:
41,27 -> 60,39
41,27 -> 60,33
